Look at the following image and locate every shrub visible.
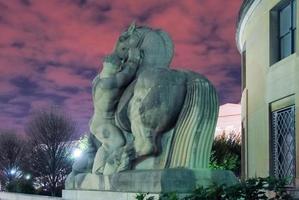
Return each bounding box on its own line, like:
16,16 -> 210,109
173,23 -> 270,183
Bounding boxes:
210,132 -> 241,176
136,193 -> 179,200
135,177 -> 292,200
6,179 -> 35,194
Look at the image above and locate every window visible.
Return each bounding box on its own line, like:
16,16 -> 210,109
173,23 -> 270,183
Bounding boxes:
270,0 -> 297,64
279,0 -> 296,59
271,105 -> 295,184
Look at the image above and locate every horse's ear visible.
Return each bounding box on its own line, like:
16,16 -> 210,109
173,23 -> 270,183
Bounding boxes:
128,21 -> 136,34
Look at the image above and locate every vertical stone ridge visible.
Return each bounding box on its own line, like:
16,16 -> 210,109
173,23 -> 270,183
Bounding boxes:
189,82 -> 208,168
194,83 -> 218,168
185,82 -> 205,167
168,77 -> 219,169
168,82 -> 193,166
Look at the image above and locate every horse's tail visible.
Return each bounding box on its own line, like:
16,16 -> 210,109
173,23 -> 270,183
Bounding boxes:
167,72 -> 219,168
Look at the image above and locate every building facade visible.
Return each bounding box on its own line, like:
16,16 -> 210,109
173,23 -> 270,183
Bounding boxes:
237,0 -> 298,184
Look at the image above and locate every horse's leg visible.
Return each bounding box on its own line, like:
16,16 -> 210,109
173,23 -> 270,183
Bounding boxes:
130,84 -> 185,157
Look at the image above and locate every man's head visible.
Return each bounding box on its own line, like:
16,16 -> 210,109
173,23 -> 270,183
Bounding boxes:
100,54 -> 122,78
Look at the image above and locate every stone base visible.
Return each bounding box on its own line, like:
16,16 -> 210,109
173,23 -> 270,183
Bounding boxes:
63,190 -> 162,200
62,190 -> 192,200
65,168 -> 238,193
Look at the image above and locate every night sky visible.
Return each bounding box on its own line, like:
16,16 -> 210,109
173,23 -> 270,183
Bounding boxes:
0,0 -> 242,135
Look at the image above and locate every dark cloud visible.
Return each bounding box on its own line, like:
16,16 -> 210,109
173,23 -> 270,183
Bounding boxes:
74,68 -> 98,79
19,0 -> 32,6
10,76 -> 39,96
34,92 -> 68,105
23,58 -> 63,73
0,15 -> 4,24
134,2 -> 170,23
92,13 -> 108,24
59,86 -> 80,94
0,94 -> 15,103
98,3 -> 112,12
218,82 -> 241,104
74,0 -> 88,7
11,41 -> 25,49
2,101 -> 31,118
226,66 -> 241,85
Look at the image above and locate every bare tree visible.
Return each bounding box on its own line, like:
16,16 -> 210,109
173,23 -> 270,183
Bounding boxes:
26,107 -> 76,196
0,130 -> 28,187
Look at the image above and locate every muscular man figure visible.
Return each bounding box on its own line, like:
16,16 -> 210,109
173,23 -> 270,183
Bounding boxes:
90,47 -> 141,175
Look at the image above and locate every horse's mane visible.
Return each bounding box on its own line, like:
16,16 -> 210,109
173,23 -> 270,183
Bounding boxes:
124,25 -> 174,69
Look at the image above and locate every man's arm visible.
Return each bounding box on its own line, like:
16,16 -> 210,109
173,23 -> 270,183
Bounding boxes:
100,48 -> 141,89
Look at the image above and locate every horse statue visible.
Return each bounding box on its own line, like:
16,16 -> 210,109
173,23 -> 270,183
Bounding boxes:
65,23 -> 228,192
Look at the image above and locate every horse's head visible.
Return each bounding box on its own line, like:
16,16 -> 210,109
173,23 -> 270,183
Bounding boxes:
114,22 -> 174,70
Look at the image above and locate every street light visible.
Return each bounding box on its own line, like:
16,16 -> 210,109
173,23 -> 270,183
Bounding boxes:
72,148 -> 82,158
25,174 -> 31,180
10,168 -> 16,175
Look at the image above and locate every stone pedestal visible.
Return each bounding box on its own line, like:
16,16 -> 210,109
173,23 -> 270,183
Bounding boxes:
64,168 -> 237,199
63,190 -> 160,200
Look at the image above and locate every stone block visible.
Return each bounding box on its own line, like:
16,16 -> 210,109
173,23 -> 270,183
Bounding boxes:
67,168 -> 238,193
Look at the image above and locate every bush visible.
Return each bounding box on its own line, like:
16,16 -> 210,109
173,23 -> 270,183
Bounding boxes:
135,177 -> 292,200
209,132 -> 241,176
6,179 -> 35,194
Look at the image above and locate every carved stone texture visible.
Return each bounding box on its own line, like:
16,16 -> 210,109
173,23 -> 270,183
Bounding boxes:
65,23 -> 227,193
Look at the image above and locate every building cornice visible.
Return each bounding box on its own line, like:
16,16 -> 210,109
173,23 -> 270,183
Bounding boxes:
236,0 -> 261,52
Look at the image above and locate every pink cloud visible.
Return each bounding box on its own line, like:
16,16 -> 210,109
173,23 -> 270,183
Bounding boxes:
0,0 -> 242,135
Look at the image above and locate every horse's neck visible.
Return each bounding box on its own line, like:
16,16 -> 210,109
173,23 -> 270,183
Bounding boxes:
136,64 -> 170,76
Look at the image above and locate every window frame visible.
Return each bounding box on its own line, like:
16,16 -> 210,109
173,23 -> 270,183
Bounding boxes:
278,0 -> 296,60
270,105 -> 296,185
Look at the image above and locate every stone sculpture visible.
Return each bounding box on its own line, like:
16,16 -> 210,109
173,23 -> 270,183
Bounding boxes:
65,23 -> 237,194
